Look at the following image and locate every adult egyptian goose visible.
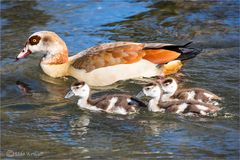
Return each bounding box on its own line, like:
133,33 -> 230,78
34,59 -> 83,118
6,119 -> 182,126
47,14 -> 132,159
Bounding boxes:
142,82 -> 221,115
16,31 -> 201,86
65,81 -> 146,115
159,77 -> 221,105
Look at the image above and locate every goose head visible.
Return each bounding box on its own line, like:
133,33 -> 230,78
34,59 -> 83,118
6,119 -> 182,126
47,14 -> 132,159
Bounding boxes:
16,31 -> 68,64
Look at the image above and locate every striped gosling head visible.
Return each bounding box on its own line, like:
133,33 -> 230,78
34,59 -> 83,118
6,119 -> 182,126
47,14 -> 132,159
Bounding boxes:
160,77 -> 178,95
65,81 -> 90,99
143,82 -> 162,98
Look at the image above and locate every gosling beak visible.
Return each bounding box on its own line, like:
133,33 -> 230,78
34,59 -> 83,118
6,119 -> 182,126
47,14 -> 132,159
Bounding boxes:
136,91 -> 145,98
162,91 -> 170,94
65,90 -> 75,99
16,46 -> 32,61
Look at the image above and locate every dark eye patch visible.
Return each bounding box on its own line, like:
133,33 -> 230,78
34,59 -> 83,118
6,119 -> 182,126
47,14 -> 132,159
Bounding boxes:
29,35 -> 41,45
145,82 -> 156,87
163,79 -> 173,85
72,81 -> 85,87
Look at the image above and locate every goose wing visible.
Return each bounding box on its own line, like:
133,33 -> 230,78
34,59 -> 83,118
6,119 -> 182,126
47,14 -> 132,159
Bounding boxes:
71,42 -> 200,72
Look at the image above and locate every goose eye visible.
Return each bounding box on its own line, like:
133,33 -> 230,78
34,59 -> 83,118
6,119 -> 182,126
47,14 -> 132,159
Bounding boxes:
29,35 -> 41,45
75,87 -> 79,89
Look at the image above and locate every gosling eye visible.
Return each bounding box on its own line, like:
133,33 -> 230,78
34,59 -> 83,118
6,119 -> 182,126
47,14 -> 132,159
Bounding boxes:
163,79 -> 173,86
75,87 -> 79,89
163,82 -> 170,86
145,87 -> 150,91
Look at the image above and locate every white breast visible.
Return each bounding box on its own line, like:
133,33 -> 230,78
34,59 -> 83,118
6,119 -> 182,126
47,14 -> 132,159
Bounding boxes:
40,62 -> 70,78
69,59 -> 160,86
148,99 -> 162,112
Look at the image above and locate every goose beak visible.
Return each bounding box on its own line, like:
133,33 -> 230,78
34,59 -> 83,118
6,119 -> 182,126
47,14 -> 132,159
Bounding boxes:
136,91 -> 145,98
16,46 -> 32,61
65,90 -> 75,99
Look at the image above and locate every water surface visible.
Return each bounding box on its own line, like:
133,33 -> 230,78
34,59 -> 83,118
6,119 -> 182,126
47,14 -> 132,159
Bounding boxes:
1,0 -> 239,159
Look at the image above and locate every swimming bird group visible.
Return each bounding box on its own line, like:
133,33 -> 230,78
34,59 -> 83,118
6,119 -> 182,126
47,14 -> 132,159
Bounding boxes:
142,78 -> 221,116
16,31 -> 221,116
64,78 -> 221,115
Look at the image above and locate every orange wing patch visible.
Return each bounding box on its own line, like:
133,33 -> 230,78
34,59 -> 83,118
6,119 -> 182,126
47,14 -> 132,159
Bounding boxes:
143,49 -> 180,64
73,43 -> 182,72
73,44 -> 145,72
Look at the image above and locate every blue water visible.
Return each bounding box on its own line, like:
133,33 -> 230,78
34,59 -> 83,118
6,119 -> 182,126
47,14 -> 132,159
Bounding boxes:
1,0 -> 239,159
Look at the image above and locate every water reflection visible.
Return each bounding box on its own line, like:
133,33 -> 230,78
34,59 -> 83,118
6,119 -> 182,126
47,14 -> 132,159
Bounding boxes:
1,77 -> 69,108
16,80 -> 32,95
70,115 -> 90,137
1,0 -> 239,159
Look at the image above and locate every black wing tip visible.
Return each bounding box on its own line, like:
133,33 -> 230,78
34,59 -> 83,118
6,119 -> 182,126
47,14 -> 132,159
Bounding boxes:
177,42 -> 203,61
143,41 -> 202,62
